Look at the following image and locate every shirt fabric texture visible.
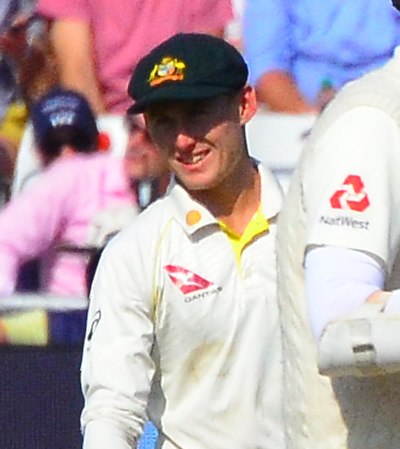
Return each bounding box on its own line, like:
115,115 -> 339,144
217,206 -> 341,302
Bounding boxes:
81,162 -> 285,449
0,153 -> 135,297
243,0 -> 400,103
36,0 -> 233,113
277,48 -> 400,449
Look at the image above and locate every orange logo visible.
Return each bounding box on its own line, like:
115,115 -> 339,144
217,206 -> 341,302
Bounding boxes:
148,57 -> 186,86
186,210 -> 201,225
330,175 -> 370,212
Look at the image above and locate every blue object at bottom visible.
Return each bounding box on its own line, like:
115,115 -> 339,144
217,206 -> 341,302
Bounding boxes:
138,421 -> 158,449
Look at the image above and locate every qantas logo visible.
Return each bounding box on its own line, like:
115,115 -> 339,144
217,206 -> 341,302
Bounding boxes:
330,175 -> 370,212
164,265 -> 213,294
164,265 -> 221,302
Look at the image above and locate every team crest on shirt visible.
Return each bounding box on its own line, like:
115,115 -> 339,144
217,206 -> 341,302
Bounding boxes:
319,174 -> 370,230
164,265 -> 222,303
148,57 -> 186,86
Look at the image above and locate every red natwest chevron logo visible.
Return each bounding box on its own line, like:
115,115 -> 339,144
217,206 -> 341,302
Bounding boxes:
330,175 -> 370,212
164,265 -> 214,294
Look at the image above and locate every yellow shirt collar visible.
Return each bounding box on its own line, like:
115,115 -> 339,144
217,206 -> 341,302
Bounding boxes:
219,207 -> 269,266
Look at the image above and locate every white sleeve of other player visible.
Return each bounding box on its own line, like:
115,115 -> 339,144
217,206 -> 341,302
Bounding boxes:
304,107 -> 400,262
305,246 -> 384,339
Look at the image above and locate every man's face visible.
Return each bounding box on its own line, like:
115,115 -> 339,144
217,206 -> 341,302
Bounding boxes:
123,114 -> 169,180
145,87 -> 256,193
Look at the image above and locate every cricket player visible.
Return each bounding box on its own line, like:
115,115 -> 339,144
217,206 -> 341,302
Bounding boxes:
277,1 -> 400,448
80,33 -> 285,449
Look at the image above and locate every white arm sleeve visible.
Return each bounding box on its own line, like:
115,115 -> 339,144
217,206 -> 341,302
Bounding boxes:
305,246 -> 384,340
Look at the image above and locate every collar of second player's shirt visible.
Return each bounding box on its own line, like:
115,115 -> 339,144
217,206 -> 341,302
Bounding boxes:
167,159 -> 283,236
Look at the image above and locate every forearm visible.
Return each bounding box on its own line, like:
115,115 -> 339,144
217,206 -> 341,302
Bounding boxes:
56,59 -> 105,115
49,20 -> 106,114
255,70 -> 317,114
305,246 -> 385,339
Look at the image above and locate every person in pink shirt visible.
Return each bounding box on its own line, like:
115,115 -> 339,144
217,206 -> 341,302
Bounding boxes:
35,0 -> 233,114
0,87 -> 137,298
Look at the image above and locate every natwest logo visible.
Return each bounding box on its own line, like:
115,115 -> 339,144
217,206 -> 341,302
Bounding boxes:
330,175 -> 370,212
164,265 -> 214,295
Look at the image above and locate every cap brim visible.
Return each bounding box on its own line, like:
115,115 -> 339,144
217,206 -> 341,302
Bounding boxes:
127,84 -> 238,114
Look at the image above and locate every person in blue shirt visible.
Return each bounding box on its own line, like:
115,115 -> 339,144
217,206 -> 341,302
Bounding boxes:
243,0 -> 400,113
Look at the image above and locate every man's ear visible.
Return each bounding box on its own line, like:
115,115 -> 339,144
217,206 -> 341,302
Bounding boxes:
239,85 -> 258,125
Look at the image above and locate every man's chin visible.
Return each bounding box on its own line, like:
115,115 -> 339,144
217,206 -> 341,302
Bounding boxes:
177,178 -> 219,192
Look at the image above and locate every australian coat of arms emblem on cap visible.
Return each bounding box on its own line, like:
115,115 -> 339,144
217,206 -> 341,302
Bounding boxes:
148,57 -> 186,86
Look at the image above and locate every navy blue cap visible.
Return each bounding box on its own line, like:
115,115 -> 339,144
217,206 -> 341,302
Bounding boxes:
127,33 -> 248,114
393,0 -> 400,11
31,87 -> 98,142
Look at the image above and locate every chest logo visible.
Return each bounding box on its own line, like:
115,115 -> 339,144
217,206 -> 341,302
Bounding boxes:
330,175 -> 370,212
164,265 -> 214,294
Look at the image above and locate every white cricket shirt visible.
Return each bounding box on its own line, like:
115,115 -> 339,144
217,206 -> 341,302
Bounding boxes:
81,162 -> 285,449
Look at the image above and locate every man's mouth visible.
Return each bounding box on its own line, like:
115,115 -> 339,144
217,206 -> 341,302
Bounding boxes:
177,150 -> 209,165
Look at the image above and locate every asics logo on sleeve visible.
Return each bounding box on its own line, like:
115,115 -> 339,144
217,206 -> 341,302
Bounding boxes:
330,175 -> 370,212
87,310 -> 101,341
164,265 -> 214,294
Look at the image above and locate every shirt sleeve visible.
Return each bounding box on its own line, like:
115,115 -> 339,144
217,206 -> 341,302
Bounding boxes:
243,0 -> 292,85
304,106 -> 400,263
185,0 -> 233,34
305,246 -> 384,339
36,0 -> 90,21
0,166 -> 71,295
81,229 -> 155,449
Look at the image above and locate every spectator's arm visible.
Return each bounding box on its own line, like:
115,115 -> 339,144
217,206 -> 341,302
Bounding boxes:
49,19 -> 106,114
256,70 -> 317,113
243,0 -> 315,113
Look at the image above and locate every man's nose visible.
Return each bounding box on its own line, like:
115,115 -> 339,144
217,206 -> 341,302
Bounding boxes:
173,117 -> 197,149
175,130 -> 196,150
